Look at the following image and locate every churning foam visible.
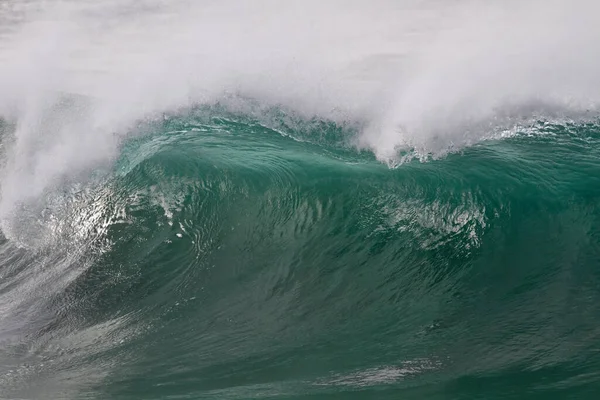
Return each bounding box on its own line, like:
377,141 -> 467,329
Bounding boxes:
1,0 -> 600,233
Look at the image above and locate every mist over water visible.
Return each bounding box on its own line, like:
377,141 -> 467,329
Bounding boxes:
1,0 -> 599,196
2,1 -> 600,399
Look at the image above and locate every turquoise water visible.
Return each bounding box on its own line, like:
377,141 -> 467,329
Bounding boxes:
2,107 -> 600,399
2,1 -> 600,398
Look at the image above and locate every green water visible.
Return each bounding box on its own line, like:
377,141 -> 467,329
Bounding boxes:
2,109 -> 599,399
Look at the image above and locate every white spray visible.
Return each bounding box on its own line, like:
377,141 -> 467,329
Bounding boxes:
0,0 -> 599,238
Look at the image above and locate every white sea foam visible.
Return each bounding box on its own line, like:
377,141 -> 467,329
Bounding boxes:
0,0 -> 599,231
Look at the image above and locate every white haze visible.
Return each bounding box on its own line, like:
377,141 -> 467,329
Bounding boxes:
0,0 -> 599,234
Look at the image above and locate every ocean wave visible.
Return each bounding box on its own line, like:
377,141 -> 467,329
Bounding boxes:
1,109 -> 600,398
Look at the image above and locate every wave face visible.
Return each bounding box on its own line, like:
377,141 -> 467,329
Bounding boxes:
2,1 -> 600,399
2,109 -> 600,400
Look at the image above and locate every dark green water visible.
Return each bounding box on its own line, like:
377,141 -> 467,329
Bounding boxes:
1,108 -> 600,399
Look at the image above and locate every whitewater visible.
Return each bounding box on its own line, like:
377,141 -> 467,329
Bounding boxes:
1,0 -> 600,399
